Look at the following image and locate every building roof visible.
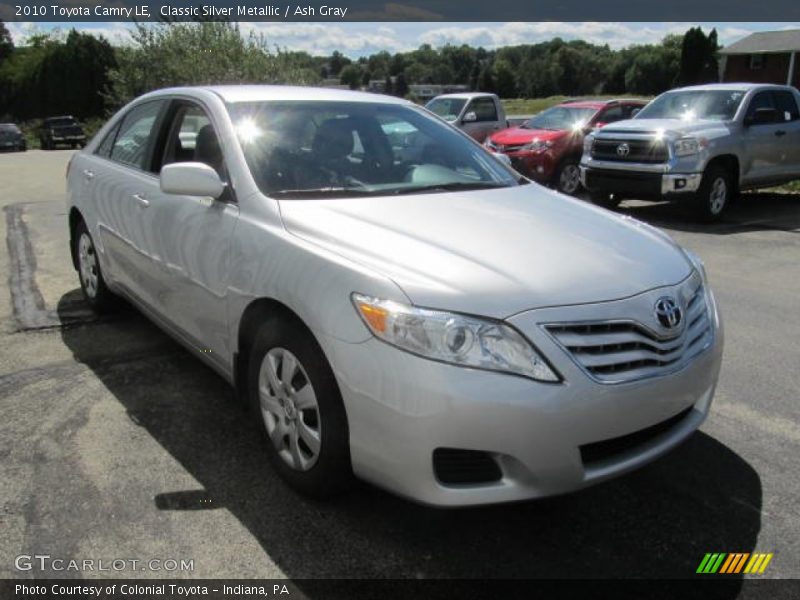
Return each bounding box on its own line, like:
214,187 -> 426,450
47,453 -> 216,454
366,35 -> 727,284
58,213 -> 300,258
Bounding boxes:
719,29 -> 800,55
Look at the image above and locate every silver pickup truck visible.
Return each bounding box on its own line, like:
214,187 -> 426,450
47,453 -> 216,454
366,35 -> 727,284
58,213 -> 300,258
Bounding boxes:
425,93 -> 508,142
581,83 -> 800,221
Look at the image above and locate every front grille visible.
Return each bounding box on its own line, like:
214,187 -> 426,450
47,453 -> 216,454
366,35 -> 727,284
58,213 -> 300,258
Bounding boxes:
433,448 -> 502,485
490,142 -> 526,153
580,407 -> 693,466
546,285 -> 712,383
592,138 -> 668,163
584,169 -> 662,196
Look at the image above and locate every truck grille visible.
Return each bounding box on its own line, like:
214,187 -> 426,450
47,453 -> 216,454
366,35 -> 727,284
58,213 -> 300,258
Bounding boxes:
591,138 -> 668,163
546,286 -> 712,383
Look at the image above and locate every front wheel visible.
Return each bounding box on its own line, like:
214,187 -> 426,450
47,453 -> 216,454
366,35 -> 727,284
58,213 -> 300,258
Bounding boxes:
248,317 -> 352,498
694,165 -> 732,222
555,160 -> 582,196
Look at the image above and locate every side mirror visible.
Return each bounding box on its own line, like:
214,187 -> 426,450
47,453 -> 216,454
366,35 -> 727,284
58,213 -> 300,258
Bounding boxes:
160,162 -> 225,199
745,107 -> 777,126
462,111 -> 478,123
593,121 -> 608,130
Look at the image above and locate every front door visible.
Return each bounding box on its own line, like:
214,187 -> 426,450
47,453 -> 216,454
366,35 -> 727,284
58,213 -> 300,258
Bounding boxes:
137,100 -> 239,368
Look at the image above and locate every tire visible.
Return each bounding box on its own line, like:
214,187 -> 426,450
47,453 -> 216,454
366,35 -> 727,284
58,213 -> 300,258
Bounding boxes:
694,164 -> 732,223
247,316 -> 352,498
555,159 -> 582,196
589,190 -> 621,210
73,220 -> 116,312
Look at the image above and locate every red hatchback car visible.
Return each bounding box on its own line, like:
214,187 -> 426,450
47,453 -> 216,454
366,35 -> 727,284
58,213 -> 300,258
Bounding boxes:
485,99 -> 647,195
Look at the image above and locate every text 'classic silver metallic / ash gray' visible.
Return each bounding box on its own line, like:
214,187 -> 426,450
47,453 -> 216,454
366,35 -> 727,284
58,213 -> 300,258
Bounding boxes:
66,86 -> 723,506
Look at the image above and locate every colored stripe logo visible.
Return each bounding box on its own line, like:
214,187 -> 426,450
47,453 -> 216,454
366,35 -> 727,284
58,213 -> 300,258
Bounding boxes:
697,552 -> 773,574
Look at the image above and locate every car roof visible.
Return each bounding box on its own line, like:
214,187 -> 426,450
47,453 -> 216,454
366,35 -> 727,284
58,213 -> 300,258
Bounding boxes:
558,99 -> 647,109
430,93 -> 495,100
144,85 -> 413,106
667,82 -> 795,93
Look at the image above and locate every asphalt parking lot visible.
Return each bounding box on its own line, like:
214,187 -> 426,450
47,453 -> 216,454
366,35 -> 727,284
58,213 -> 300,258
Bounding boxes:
1,150 -> 799,585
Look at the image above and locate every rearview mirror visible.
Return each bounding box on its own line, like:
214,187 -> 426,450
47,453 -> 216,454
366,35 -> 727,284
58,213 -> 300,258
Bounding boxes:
745,107 -> 777,126
160,162 -> 225,199
462,111 -> 478,123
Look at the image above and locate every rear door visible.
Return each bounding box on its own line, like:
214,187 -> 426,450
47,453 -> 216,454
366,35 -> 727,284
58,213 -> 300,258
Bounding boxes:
91,100 -> 168,305
741,91 -> 784,184
771,90 -> 800,179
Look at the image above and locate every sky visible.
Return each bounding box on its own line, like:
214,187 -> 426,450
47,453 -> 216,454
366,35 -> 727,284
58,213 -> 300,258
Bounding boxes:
6,21 -> 800,57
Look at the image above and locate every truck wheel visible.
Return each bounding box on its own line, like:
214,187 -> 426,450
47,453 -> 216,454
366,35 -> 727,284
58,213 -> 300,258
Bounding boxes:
248,317 -> 352,498
695,165 -> 732,222
555,160 -> 582,195
74,220 -> 116,312
589,191 -> 621,210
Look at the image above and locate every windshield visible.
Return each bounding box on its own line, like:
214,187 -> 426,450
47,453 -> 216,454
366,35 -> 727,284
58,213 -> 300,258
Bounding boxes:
228,101 -> 520,199
424,98 -> 467,122
635,90 -> 746,121
46,117 -> 78,127
523,106 -> 597,131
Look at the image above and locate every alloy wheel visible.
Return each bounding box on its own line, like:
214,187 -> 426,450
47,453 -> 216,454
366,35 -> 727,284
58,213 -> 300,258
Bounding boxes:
559,164 -> 581,195
258,347 -> 322,471
709,176 -> 727,215
78,233 -> 99,299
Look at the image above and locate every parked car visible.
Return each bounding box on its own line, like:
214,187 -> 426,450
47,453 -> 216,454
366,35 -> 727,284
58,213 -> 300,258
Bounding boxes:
425,92 -> 508,142
581,83 -> 800,221
67,86 -> 722,506
40,116 -> 87,150
485,99 -> 647,195
0,123 -> 26,152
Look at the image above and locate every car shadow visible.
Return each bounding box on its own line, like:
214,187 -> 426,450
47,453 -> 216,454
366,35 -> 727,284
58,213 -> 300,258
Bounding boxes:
615,190 -> 800,234
57,290 -> 761,591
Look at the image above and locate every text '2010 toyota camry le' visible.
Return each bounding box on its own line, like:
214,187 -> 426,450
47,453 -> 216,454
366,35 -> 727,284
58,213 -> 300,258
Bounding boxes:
66,86 -> 723,507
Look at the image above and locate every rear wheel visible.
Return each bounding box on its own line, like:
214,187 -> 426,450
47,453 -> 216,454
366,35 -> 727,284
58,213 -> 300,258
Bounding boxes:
74,220 -> 115,312
694,164 -> 732,222
589,190 -> 621,210
555,159 -> 582,195
247,317 -> 352,498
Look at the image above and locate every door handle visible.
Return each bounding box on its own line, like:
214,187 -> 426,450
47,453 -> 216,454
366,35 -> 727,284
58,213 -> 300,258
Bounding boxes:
775,130 -> 787,137
83,169 -> 95,180
132,193 -> 150,208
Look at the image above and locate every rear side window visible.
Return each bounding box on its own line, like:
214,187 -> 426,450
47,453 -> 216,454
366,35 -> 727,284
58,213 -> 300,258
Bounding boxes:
110,101 -> 164,171
95,122 -> 121,158
772,91 -> 800,122
598,106 -> 624,123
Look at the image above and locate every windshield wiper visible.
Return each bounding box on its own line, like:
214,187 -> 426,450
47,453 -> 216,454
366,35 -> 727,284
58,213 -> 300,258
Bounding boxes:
389,181 -> 509,195
271,187 -> 378,199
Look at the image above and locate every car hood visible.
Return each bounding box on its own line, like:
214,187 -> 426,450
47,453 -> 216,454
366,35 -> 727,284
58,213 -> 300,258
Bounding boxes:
490,127 -> 566,145
599,118 -> 722,138
278,186 -> 692,318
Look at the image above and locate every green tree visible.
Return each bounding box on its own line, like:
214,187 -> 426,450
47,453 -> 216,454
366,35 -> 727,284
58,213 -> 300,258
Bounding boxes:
493,59 -> 517,98
394,71 -> 409,98
338,64 -> 362,89
678,27 -> 719,86
0,20 -> 13,64
105,22 -> 319,107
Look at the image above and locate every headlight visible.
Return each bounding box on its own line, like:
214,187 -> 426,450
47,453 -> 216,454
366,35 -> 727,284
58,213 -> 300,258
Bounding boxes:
674,137 -> 700,157
352,293 -> 560,382
583,134 -> 594,154
522,139 -> 553,152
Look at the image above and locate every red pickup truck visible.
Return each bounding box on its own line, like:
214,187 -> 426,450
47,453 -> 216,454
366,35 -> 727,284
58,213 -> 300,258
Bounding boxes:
485,99 -> 647,195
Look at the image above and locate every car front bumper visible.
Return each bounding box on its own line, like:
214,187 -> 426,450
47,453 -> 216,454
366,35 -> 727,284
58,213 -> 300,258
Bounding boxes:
318,283 -> 723,507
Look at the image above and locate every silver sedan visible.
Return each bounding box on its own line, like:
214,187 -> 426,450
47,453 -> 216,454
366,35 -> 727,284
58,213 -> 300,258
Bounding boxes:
66,86 -> 723,506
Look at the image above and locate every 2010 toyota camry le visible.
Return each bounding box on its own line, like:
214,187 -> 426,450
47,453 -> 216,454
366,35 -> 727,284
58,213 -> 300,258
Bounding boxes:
66,86 -> 723,506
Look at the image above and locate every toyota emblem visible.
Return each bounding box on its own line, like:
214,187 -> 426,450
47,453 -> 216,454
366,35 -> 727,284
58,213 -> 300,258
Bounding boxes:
616,143 -> 630,157
654,297 -> 682,329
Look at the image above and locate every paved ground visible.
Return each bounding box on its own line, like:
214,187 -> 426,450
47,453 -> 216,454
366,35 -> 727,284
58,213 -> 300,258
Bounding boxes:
1,150 -> 798,586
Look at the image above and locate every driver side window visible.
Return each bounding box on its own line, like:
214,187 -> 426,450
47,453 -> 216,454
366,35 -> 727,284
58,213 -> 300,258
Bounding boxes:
161,103 -> 226,179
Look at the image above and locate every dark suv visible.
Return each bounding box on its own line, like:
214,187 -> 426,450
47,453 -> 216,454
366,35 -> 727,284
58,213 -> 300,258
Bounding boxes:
485,99 -> 647,195
0,123 -> 26,152
40,116 -> 87,150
